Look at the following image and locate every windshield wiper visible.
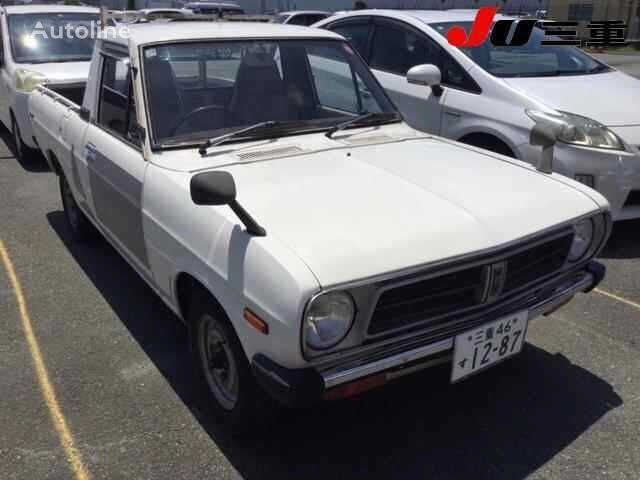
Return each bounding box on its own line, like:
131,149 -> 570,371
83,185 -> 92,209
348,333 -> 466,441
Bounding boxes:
325,112 -> 400,139
198,121 -> 281,156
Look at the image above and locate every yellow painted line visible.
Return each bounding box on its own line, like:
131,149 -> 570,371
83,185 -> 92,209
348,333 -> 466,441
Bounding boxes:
0,240 -> 91,480
595,288 -> 640,311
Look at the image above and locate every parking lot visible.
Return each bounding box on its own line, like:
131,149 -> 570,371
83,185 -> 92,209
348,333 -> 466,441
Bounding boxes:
1,62 -> 639,480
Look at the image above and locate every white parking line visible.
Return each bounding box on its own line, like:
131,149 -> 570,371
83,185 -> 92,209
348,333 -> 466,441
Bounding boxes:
595,288 -> 640,311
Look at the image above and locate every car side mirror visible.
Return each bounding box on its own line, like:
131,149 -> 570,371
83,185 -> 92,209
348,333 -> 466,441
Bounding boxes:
530,120 -> 563,174
191,171 -> 266,236
407,64 -> 443,97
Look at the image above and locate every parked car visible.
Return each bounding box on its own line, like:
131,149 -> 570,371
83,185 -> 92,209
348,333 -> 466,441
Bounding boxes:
30,20 -> 609,431
183,2 -> 244,16
315,10 -> 640,221
273,10 -> 330,26
0,4 -> 99,162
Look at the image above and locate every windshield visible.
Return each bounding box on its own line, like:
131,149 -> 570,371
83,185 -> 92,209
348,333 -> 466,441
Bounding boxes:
142,39 -> 397,146
431,22 -> 610,78
8,13 -> 99,64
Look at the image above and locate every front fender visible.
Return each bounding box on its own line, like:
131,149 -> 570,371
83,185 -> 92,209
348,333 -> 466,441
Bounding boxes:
143,164 -> 321,369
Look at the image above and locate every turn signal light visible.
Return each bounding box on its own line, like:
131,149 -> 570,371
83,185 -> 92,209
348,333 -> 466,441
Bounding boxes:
243,308 -> 269,335
324,373 -> 387,401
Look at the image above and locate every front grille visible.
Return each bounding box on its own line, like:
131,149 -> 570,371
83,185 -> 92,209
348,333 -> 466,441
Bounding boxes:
624,191 -> 640,207
368,232 -> 573,336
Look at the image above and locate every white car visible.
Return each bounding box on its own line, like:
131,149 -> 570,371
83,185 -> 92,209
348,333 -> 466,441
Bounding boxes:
315,10 -> 640,221
30,21 -> 609,431
0,4 -> 99,162
183,2 -> 244,16
273,10 -> 330,26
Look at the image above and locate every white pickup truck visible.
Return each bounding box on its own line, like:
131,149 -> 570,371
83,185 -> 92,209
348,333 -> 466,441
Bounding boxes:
30,20 -> 610,431
0,5 -> 99,162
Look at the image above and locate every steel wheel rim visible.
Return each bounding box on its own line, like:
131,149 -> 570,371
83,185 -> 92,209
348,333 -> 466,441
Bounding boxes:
199,315 -> 239,411
62,179 -> 80,231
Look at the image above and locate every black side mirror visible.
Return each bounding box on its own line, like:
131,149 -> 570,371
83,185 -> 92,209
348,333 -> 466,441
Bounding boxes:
191,171 -> 237,206
190,171 -> 266,236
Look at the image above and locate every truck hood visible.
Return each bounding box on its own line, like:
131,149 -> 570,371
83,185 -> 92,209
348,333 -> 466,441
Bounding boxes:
222,138 -> 602,286
20,61 -> 90,85
503,70 -> 640,127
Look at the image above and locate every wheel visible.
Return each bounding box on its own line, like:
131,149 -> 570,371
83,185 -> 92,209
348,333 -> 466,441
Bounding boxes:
11,117 -> 32,163
59,174 -> 96,242
461,134 -> 516,158
189,290 -> 274,433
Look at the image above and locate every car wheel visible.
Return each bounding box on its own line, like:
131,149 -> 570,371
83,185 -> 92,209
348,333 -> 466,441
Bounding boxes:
59,174 -> 95,242
11,117 -> 30,163
461,134 -> 516,158
189,290 -> 274,433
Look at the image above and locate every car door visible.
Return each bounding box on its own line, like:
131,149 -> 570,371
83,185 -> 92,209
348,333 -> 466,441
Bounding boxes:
85,49 -> 151,276
367,19 -> 446,134
0,16 -> 11,128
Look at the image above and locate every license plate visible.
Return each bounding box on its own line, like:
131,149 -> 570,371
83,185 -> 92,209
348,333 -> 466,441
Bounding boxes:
451,311 -> 528,383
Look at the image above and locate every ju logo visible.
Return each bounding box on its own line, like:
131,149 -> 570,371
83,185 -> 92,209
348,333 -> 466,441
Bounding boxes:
446,7 -> 537,48
446,6 -> 628,48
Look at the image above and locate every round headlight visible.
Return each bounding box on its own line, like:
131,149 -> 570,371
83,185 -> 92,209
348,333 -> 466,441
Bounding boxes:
304,291 -> 355,350
568,218 -> 595,262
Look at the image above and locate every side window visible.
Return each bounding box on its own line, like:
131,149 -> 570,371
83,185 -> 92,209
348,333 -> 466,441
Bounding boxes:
98,55 -> 140,145
441,51 -> 481,93
370,23 -> 440,75
307,44 -> 381,114
287,15 -> 309,26
330,22 -> 371,59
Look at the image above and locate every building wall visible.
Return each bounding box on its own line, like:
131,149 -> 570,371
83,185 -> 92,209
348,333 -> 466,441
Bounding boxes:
548,0 -> 640,38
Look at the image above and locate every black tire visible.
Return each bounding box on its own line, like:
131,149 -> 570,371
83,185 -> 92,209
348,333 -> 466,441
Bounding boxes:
189,289 -> 274,434
59,174 -> 96,242
11,116 -> 32,163
461,134 -> 516,158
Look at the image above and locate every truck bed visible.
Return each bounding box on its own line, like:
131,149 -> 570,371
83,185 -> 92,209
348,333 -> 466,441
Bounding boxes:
46,82 -> 86,107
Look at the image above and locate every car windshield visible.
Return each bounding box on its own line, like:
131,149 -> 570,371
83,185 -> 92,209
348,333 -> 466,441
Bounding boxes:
8,13 -> 99,64
142,39 -> 398,146
431,22 -> 610,78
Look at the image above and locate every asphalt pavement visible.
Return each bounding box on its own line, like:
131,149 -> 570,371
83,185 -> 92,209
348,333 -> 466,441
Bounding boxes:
1,60 -> 640,480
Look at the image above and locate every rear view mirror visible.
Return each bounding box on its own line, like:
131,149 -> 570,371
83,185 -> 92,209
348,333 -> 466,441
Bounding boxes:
191,171 -> 237,206
407,64 -> 443,97
191,171 -> 266,236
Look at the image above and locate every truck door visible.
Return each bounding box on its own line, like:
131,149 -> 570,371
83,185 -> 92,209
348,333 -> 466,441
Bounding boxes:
85,51 -> 150,276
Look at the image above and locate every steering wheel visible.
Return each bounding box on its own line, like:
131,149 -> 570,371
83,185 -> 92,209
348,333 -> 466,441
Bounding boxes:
169,105 -> 226,137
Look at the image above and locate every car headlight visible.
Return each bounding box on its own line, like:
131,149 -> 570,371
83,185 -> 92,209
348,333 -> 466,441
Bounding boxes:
15,69 -> 48,92
568,217 -> 595,262
526,110 -> 625,151
304,291 -> 355,350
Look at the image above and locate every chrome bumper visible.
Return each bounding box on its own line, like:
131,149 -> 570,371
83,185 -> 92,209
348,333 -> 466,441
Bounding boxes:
321,269 -> 597,389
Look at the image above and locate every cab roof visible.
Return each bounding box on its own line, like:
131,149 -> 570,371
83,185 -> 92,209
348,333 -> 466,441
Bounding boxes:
101,20 -> 343,47
2,5 -> 99,15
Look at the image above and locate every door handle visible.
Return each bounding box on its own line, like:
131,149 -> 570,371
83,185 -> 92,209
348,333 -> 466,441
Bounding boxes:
85,143 -> 97,163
